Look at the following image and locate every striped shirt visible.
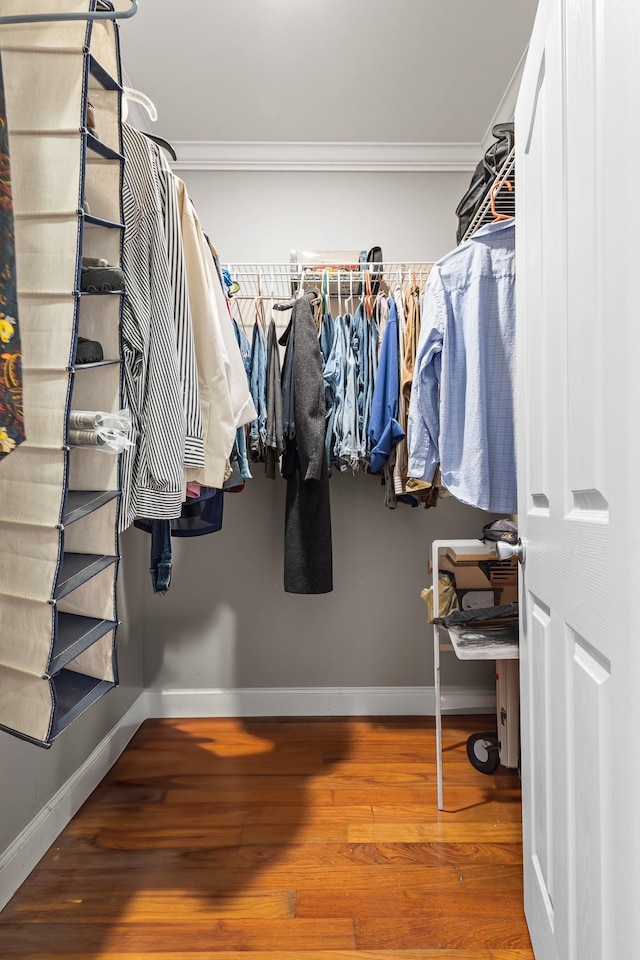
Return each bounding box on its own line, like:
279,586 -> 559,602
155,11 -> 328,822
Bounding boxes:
151,142 -> 205,469
407,219 -> 516,513
120,124 -> 187,528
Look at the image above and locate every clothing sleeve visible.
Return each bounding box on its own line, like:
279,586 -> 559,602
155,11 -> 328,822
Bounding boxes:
407,267 -> 446,484
176,183 -> 236,489
293,295 -> 327,481
369,299 -> 404,474
154,147 -> 204,469
120,125 -> 187,528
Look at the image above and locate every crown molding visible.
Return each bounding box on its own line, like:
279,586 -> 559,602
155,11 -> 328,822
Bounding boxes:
170,140 -> 482,173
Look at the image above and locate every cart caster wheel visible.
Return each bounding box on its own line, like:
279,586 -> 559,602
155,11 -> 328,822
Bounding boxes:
466,732 -> 501,774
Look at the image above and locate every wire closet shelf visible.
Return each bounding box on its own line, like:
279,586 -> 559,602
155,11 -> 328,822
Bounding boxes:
461,146 -> 516,243
224,261 -> 435,302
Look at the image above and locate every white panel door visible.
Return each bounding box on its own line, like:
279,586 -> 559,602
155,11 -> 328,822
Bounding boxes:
516,0 -> 640,957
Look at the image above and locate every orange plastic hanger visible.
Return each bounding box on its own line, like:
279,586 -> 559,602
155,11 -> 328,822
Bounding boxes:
491,179 -> 514,221
364,269 -> 375,318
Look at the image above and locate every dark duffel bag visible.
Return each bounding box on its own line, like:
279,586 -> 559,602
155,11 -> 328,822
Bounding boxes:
455,122 -> 514,244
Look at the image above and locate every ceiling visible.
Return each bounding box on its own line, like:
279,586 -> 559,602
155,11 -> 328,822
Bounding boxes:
118,0 -> 538,168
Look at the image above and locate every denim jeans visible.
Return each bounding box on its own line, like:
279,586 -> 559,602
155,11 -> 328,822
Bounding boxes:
150,519 -> 172,593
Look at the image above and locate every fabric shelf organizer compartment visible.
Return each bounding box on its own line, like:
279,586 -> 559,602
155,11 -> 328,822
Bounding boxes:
0,0 -> 126,747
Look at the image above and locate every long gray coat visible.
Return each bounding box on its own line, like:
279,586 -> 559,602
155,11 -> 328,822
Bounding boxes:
281,291 -> 333,594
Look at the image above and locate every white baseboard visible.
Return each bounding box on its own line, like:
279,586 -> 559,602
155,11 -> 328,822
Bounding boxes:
143,685 -> 495,719
0,693 -> 147,912
0,684 -> 494,911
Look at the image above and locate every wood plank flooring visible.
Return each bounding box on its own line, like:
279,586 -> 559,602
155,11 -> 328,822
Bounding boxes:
0,716 -> 533,959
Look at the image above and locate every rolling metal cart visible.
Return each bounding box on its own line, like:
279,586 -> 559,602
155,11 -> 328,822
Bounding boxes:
430,539 -> 520,809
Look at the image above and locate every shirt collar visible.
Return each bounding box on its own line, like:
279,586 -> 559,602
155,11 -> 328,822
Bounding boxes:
470,218 -> 515,240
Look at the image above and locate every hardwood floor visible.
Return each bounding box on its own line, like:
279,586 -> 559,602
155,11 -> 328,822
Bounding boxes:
0,716 -> 533,959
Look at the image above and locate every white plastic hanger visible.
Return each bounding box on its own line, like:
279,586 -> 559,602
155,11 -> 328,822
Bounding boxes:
122,87 -> 158,124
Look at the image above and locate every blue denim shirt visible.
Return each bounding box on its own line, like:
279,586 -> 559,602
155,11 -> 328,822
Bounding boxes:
232,317 -> 252,380
348,303 -> 379,463
369,297 -> 404,473
323,313 -> 360,471
407,219 -> 516,513
249,320 -> 267,446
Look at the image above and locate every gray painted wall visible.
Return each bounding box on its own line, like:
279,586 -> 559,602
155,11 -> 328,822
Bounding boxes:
140,169 -> 498,696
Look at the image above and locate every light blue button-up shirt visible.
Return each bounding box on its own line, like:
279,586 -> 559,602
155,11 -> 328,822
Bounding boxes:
407,219 -> 516,513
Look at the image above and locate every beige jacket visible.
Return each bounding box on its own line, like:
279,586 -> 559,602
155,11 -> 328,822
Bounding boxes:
175,178 -> 236,488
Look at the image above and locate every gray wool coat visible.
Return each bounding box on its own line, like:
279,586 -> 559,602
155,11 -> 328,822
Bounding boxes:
281,290 -> 333,594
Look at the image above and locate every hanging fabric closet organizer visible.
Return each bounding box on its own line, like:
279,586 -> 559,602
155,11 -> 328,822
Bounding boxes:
0,0 -> 135,747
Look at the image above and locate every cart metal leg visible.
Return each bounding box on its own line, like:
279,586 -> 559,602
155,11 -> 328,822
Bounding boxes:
432,541 -> 444,810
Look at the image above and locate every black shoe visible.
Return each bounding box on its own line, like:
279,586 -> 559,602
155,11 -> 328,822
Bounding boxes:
75,336 -> 104,364
80,263 -> 125,293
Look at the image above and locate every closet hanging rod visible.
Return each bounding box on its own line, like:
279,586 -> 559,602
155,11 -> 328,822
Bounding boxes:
0,0 -> 138,26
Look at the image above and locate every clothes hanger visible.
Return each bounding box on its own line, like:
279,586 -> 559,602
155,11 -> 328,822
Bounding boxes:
345,271 -> 355,316
267,269 -> 277,329
364,269 -> 375,319
123,87 -> 158,124
121,88 -> 177,160
322,269 -> 330,317
491,180 -> 514,221
229,296 -> 248,335
254,273 -> 267,334
141,132 -> 177,162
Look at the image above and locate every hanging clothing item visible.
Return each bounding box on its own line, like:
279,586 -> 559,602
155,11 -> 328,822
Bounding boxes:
136,487 -> 224,593
136,487 -> 224,540
120,124 -> 187,528
175,178 -> 236,490
281,291 -> 332,594
400,281 -> 422,412
392,285 -> 408,496
248,316 -> 267,461
374,293 -> 389,360
350,303 -> 367,462
231,317 -> 253,480
350,301 -> 378,464
279,311 -> 296,440
322,313 -> 344,470
319,309 -> 335,365
408,219 -> 516,513
0,53 -> 24,460
207,246 -> 256,431
334,313 -> 360,472
265,319 -> 284,479
232,314 -> 252,378
150,142 -> 204,469
149,519 -> 172,594
363,305 -> 379,463
368,297 -> 404,474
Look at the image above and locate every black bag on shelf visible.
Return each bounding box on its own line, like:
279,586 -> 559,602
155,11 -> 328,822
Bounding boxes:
455,122 -> 515,244
357,245 -> 383,296
482,518 -> 518,544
